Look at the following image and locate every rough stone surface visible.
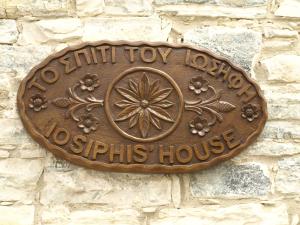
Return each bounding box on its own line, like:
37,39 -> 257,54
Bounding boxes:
262,54 -> 300,82
260,121 -> 300,141
275,0 -> 300,18
5,0 -> 70,18
276,156 -> 300,194
0,158 -> 44,203
18,19 -> 83,45
155,0 -> 267,6
76,0 -> 104,17
184,26 -> 262,72
0,19 -> 18,44
41,206 -> 141,225
190,162 -> 271,197
151,204 -> 289,225
83,17 -> 171,42
155,5 -> 266,18
246,140 -> 300,156
105,0 -> 153,15
0,205 -> 35,225
41,163 -> 172,207
0,45 -> 52,76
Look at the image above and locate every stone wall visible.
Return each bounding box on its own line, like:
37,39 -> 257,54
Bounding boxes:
0,0 -> 300,224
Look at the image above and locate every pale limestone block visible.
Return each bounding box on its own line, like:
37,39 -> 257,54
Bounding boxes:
82,17 -> 171,42
40,167 -> 172,207
260,121 -> 300,141
41,205 -> 142,225
263,28 -> 299,38
0,205 -> 35,225
275,0 -> 300,18
156,5 -> 267,19
0,19 -> 18,44
245,140 -> 300,156
5,0 -> 69,18
262,54 -> 300,82
0,45 -> 52,76
151,204 -> 289,225
105,0 -> 153,15
18,18 -> 83,45
76,0 -> 105,17
184,26 -> 262,72
276,156 -> 300,194
0,158 -> 44,203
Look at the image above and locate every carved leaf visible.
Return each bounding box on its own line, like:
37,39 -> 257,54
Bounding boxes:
213,101 -> 236,112
150,88 -> 173,104
148,106 -> 174,123
115,100 -> 136,108
139,110 -> 150,138
129,113 -> 139,128
52,97 -> 71,108
149,80 -> 160,96
149,114 -> 161,130
116,87 -> 139,103
115,105 -> 141,121
138,72 -> 150,99
128,79 -> 138,93
153,100 -> 174,108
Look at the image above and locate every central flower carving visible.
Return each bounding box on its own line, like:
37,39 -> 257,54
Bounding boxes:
115,72 -> 175,138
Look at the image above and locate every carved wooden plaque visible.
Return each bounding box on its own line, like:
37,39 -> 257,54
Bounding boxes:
17,41 -> 267,173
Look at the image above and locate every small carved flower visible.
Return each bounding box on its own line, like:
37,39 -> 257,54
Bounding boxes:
29,94 -> 47,112
79,73 -> 100,92
189,116 -> 210,136
189,76 -> 209,94
77,113 -> 99,134
241,103 -> 260,122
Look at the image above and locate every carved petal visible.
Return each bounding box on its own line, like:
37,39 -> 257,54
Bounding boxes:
149,114 -> 161,130
115,105 -> 141,121
128,79 -> 138,93
138,73 -> 150,100
148,106 -> 174,123
139,109 -> 150,138
149,80 -> 160,97
150,88 -> 173,104
153,100 -> 174,108
115,99 -> 137,108
116,87 -> 139,103
129,113 -> 139,128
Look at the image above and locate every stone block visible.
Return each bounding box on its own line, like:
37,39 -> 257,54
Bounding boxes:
18,18 -> 83,45
82,17 -> 171,42
40,166 -> 172,207
105,0 -> 153,15
41,205 -> 142,225
0,205 -> 35,225
5,0 -> 70,18
0,158 -> 44,203
276,156 -> 300,194
150,204 -> 288,225
184,26 -> 262,72
275,0 -> 300,18
0,19 -> 18,44
262,54 -> 300,82
76,0 -> 104,17
190,162 -> 271,197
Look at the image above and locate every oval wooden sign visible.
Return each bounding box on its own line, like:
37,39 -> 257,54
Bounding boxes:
17,41 -> 267,173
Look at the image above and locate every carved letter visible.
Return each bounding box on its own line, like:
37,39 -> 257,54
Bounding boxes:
141,47 -> 156,63
175,145 -> 193,164
92,141 -> 108,160
109,144 -> 125,163
133,144 -> 148,163
28,76 -> 46,92
209,136 -> 225,154
74,49 -> 92,67
222,129 -> 241,149
41,67 -> 60,84
158,48 -> 172,63
159,145 -> 174,164
59,55 -> 76,74
125,47 -> 138,63
70,135 -> 87,154
52,127 -> 70,145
